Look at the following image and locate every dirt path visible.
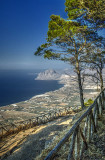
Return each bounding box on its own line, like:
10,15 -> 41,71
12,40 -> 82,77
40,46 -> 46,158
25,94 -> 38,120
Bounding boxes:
0,114 -> 75,160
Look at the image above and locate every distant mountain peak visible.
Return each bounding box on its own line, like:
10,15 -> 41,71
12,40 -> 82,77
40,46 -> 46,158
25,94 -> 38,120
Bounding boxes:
35,69 -> 60,80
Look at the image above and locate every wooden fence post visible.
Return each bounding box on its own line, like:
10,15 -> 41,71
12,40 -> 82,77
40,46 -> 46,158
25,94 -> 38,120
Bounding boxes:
74,126 -> 80,160
99,96 -> 102,116
87,114 -> 91,143
68,128 -> 78,160
101,92 -> 104,110
90,111 -> 97,133
94,100 -> 99,127
104,89 -> 105,109
79,116 -> 88,158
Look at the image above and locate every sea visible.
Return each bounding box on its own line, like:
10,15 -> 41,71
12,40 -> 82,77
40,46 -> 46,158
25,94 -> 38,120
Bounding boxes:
0,69 -> 63,107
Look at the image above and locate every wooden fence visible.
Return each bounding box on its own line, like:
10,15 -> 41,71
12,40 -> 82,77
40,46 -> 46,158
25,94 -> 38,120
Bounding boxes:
0,105 -> 80,139
44,88 -> 105,160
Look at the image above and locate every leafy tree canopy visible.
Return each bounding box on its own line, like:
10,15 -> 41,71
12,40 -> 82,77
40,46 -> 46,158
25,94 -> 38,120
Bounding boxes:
65,0 -> 105,26
35,15 -> 86,60
35,14 -> 99,61
47,15 -> 86,41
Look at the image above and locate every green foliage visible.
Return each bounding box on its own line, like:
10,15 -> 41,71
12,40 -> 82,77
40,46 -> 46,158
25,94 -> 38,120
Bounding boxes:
44,50 -> 61,60
41,43 -> 51,48
65,0 -> 105,24
34,14 -> 88,63
84,99 -> 94,107
47,14 -> 86,41
34,47 -> 43,56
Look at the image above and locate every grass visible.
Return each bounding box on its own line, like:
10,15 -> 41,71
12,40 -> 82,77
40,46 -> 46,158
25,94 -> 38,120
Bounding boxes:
82,112 -> 105,160
84,99 -> 94,107
35,109 -> 105,160
35,108 -> 87,160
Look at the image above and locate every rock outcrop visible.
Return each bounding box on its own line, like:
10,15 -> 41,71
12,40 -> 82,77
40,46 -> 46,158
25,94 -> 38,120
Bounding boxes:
35,69 -> 61,80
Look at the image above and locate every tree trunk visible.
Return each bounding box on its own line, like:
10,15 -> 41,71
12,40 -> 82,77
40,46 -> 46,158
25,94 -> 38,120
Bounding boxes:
77,70 -> 84,109
99,69 -> 103,91
75,56 -> 84,109
74,40 -> 84,109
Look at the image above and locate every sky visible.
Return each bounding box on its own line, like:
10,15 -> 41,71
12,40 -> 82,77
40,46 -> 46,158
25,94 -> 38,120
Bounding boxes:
0,1 -> 105,70
0,0 -> 71,70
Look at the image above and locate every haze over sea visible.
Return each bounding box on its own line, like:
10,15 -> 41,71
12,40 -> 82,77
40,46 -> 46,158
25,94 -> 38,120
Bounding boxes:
0,69 -> 63,107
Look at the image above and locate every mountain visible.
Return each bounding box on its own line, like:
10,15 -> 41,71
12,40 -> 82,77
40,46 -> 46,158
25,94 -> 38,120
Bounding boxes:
35,69 -> 61,80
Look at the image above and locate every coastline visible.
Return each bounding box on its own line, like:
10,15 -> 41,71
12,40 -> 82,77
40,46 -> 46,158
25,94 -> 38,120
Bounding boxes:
0,80 -> 63,108
0,69 -> 63,107
0,74 -> 104,160
0,75 -> 100,124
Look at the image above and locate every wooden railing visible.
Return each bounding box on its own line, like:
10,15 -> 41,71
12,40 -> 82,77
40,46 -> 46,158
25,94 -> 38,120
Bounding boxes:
44,89 -> 105,160
0,105 -> 80,139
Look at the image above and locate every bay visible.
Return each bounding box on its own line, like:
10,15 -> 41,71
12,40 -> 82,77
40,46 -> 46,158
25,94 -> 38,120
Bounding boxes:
0,69 -> 63,107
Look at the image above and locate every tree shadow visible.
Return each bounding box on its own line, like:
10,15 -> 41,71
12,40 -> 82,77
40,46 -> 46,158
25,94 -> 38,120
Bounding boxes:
6,115 -> 73,160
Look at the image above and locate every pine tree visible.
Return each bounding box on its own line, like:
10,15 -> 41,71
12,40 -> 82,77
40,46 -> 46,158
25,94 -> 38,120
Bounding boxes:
65,0 -> 105,27
35,15 -> 97,109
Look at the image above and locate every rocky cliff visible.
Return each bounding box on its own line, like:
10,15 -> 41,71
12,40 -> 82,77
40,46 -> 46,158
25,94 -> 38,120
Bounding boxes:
35,69 -> 61,80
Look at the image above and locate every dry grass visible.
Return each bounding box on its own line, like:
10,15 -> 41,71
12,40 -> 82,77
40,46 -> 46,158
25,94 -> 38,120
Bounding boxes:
35,110 -> 105,160
35,109 -> 87,160
1,108 -> 104,160
0,111 -> 75,160
82,113 -> 105,160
